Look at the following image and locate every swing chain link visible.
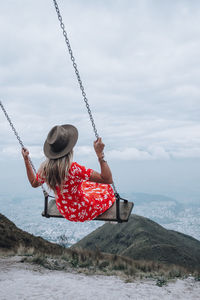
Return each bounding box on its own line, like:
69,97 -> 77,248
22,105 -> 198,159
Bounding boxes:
53,0 -> 99,140
52,0 -> 118,195
0,101 -> 24,149
0,101 -> 47,194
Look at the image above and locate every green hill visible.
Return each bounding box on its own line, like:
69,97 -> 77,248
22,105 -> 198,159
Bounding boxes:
73,214 -> 200,270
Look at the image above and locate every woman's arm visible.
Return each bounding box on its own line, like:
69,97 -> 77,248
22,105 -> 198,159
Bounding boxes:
21,148 -> 41,188
89,138 -> 113,184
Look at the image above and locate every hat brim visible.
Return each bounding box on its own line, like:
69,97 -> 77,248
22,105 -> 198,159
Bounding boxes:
43,124 -> 78,159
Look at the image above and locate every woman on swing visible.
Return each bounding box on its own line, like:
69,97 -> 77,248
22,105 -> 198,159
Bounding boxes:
22,124 -> 116,222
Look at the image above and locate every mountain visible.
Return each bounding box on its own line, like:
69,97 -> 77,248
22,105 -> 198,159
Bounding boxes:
73,214 -> 200,270
0,213 -> 64,255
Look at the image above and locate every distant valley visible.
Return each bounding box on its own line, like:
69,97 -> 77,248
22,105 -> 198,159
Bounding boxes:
0,191 -> 199,247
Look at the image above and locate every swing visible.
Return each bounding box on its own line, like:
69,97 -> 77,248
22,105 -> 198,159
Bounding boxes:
42,192 -> 133,222
0,0 -> 134,223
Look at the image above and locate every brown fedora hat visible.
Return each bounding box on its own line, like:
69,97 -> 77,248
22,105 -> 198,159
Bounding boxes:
43,124 -> 78,159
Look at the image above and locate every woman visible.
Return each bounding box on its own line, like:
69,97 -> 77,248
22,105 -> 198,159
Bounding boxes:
22,124 -> 116,222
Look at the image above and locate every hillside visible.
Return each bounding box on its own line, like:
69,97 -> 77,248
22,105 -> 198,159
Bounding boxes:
73,214 -> 200,270
0,213 -> 64,255
0,214 -> 200,279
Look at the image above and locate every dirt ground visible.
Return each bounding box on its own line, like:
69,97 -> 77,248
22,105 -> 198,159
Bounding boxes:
0,256 -> 199,300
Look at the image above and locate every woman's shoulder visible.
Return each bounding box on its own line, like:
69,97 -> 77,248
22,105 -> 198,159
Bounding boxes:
69,162 -> 93,180
70,162 -> 83,172
68,162 -> 81,178
69,162 -> 90,175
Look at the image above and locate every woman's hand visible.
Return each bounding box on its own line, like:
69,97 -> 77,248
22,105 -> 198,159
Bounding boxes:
21,148 -> 29,161
91,137 -> 113,184
94,138 -> 105,159
21,147 -> 40,188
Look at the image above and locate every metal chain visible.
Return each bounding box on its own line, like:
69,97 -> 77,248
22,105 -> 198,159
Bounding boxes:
52,0 -> 99,139
0,101 -> 47,194
0,101 -> 24,149
52,0 -> 118,195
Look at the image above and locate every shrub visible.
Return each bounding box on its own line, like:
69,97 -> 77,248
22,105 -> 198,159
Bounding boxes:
70,252 -> 79,267
125,266 -> 136,277
99,261 -> 109,269
156,277 -> 167,287
194,273 -> 200,281
168,267 -> 182,278
79,261 -> 91,268
113,263 -> 126,271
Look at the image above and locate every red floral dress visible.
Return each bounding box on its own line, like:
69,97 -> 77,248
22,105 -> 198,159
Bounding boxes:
36,162 -> 116,222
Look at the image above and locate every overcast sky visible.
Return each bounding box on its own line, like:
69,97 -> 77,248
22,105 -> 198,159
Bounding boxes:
0,0 -> 200,202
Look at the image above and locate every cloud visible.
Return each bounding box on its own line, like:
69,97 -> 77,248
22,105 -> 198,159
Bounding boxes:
1,0 -> 200,163
107,146 -> 200,161
0,145 -> 44,160
2,141 -> 199,163
107,147 -> 155,161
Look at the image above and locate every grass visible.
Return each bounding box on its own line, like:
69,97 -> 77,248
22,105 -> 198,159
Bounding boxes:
14,245 -> 199,284
1,225 -> 198,283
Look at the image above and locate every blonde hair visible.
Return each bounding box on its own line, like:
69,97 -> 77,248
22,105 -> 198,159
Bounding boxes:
41,150 -> 73,192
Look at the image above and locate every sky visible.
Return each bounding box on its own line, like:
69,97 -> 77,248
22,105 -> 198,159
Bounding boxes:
0,0 -> 200,203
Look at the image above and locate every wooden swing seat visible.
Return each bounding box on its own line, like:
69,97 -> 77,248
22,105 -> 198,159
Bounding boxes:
42,196 -> 134,222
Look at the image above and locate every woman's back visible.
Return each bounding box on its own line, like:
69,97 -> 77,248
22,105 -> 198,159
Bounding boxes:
37,162 -> 115,222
